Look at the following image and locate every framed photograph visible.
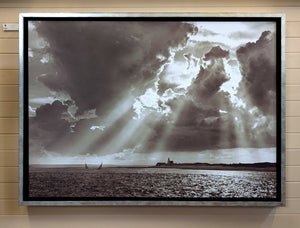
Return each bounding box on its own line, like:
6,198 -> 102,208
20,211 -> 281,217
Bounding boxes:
19,13 -> 285,206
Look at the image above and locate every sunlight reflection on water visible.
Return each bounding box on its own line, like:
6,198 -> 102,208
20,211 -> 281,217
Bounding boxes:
111,168 -> 271,177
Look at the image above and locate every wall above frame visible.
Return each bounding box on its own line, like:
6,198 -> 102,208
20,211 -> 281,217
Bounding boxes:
18,13 -> 286,206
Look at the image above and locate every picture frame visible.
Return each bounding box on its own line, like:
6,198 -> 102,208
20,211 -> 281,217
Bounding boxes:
19,13 -> 286,206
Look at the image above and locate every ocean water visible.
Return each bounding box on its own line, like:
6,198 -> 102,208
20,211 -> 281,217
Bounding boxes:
29,167 -> 276,199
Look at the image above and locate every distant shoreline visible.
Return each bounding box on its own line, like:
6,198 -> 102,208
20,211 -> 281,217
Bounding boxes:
29,162 -> 276,172
152,162 -> 276,172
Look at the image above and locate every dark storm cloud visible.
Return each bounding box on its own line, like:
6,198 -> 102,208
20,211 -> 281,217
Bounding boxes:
159,46 -> 237,151
157,82 -> 178,96
29,21 -> 278,161
159,41 -> 275,151
30,100 -> 134,156
29,101 -> 71,155
188,41 -> 228,58
157,41 -> 218,95
190,46 -> 230,103
162,100 -> 238,151
237,31 -> 276,115
173,100 -> 220,128
35,21 -> 196,116
204,46 -> 229,61
163,99 -> 275,151
190,65 -> 230,100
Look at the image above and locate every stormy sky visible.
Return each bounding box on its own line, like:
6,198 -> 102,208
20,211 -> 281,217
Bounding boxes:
28,20 -> 277,165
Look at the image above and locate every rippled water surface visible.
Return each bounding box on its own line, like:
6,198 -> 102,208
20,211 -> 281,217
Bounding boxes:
29,167 -> 277,198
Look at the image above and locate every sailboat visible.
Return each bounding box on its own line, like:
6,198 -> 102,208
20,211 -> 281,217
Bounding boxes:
97,162 -> 103,170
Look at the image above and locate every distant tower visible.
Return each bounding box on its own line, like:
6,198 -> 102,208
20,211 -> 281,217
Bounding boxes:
167,157 -> 174,165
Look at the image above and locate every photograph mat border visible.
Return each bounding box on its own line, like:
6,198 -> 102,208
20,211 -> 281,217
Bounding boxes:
18,13 -> 286,206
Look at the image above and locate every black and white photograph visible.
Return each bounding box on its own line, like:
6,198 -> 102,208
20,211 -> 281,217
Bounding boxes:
20,14 -> 284,205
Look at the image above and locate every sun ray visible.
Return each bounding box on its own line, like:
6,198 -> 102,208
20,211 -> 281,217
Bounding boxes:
64,94 -> 135,156
97,118 -> 144,155
153,99 -> 187,153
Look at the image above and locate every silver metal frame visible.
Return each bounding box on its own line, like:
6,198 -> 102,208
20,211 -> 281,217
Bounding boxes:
19,13 -> 286,206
